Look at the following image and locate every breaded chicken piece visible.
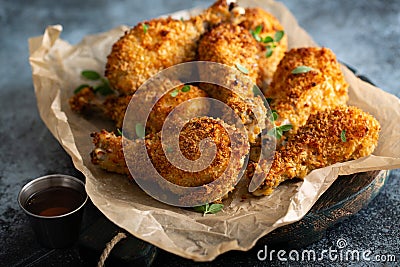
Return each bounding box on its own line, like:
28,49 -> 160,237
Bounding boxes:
238,7 -> 288,89
106,0 -> 232,95
91,117 -> 249,205
197,23 -> 267,143
104,84 -> 209,131
252,106 -> 380,196
91,130 -> 129,175
198,23 -> 259,90
266,47 -> 349,132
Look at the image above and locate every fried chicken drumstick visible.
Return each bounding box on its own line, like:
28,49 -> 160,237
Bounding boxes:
252,106 -> 380,196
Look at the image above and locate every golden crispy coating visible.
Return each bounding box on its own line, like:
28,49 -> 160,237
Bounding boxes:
197,23 -> 266,143
91,117 -> 249,202
198,23 -> 259,86
266,47 -> 349,132
69,86 -> 96,113
253,106 -> 380,196
106,0 -> 232,95
239,7 -> 288,89
104,84 -> 209,131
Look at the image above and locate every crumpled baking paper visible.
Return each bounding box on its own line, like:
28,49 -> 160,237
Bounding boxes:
28,0 -> 400,261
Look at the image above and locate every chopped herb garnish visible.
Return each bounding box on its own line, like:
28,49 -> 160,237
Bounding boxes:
180,17 -> 184,21
193,203 -> 224,216
252,85 -> 262,96
267,111 -> 292,139
265,45 -> 273,58
94,84 -> 114,96
274,30 -> 285,42
81,70 -> 101,80
250,25 -> 262,42
181,85 -> 190,92
143,23 -> 149,34
135,123 -> 146,139
271,110 -> 278,122
170,88 -> 179,97
74,70 -> 115,96
291,65 -> 314,74
263,36 -> 274,43
250,26 -> 285,58
235,63 -> 249,74
73,84 -> 90,94
341,129 -> 347,142
116,128 -> 123,136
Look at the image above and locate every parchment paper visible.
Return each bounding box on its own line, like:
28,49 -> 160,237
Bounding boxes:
28,0 -> 400,261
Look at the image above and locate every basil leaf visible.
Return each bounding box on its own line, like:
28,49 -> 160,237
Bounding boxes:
341,129 -> 347,142
170,89 -> 179,97
135,123 -> 146,139
181,85 -> 190,92
81,70 -> 101,80
274,30 -> 285,42
271,111 -> 278,122
94,85 -> 114,96
265,45 -> 273,58
207,204 -> 224,214
291,66 -> 314,74
143,23 -> 149,34
262,36 -> 274,43
193,203 -> 209,213
235,63 -> 249,74
279,124 -> 293,132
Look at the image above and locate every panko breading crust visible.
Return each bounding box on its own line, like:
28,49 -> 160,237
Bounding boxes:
104,84 -> 209,131
198,23 -> 259,85
105,0 -> 232,96
91,117 -> 250,204
253,106 -> 380,196
266,47 -> 349,132
239,7 -> 288,89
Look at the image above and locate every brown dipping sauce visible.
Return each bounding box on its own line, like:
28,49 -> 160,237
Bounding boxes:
25,186 -> 85,217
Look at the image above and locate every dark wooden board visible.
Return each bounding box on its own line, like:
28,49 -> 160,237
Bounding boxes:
259,170 -> 389,248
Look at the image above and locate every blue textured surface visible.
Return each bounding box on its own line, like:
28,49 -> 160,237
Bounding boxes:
0,0 -> 399,266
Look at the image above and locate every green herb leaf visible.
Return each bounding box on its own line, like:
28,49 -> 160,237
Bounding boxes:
94,84 -> 114,96
143,23 -> 149,34
341,129 -> 347,142
235,63 -> 249,74
271,111 -> 278,122
181,85 -> 190,92
279,124 -> 293,132
74,84 -> 90,94
266,98 -> 273,104
193,203 -> 224,215
207,204 -> 224,214
262,36 -> 274,43
274,30 -> 285,42
170,89 -> 179,97
250,25 -> 262,42
135,123 -> 146,139
265,45 -> 273,58
193,203 -> 208,213
116,128 -> 123,136
291,66 -> 314,74
275,128 -> 283,139
81,70 -> 101,80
